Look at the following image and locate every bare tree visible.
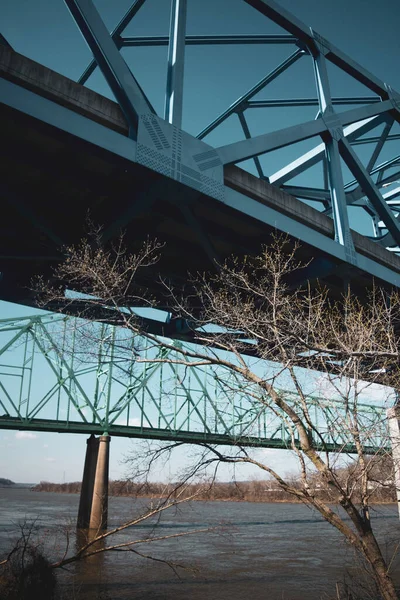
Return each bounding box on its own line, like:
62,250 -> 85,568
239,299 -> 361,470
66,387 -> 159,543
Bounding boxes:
0,481 -> 214,600
36,232 -> 400,600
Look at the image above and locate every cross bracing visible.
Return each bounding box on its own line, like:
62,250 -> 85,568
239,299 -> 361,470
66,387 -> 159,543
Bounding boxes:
0,314 -> 391,454
0,0 -> 400,321
67,0 -> 400,260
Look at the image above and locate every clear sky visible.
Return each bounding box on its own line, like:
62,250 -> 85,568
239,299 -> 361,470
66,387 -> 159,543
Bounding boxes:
0,0 -> 399,483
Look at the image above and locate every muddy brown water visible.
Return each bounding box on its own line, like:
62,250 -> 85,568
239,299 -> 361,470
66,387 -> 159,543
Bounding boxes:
0,488 -> 399,599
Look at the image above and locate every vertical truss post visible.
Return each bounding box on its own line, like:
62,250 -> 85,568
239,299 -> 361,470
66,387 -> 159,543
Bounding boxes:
165,0 -> 187,128
313,45 -> 356,264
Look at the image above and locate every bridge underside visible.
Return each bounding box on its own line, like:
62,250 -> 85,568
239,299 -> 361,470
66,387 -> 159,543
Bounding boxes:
1,45 -> 400,330
0,1 -> 398,461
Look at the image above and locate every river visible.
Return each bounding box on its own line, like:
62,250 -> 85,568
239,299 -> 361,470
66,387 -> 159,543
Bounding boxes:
0,488 -> 399,599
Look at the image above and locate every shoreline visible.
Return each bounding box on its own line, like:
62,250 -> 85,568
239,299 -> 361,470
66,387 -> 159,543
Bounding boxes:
27,488 -> 397,505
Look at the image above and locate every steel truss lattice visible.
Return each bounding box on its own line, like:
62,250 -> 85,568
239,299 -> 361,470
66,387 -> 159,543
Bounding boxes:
63,0 -> 400,264
0,314 -> 391,453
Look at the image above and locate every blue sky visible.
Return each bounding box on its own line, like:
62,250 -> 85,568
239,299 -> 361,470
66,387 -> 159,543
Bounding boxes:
0,0 -> 399,483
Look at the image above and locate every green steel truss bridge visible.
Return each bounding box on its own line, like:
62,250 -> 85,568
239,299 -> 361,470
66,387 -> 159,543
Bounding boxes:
0,313 -> 390,454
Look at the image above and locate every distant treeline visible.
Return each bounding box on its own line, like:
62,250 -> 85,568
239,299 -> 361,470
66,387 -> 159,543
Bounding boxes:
31,479 -> 304,501
0,478 -> 14,487
31,475 -> 396,503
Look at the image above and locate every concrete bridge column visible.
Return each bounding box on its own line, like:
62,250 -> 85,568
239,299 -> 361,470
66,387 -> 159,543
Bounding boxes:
387,407 -> 400,519
77,434 -> 99,528
89,435 -> 110,531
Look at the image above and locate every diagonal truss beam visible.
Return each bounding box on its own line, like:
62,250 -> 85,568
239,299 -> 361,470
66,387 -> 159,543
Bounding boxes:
216,100 -> 393,165
270,116 -> 387,187
339,137 -> 400,246
197,48 -> 304,139
244,0 -> 389,97
78,0 -> 147,85
65,0 -> 155,137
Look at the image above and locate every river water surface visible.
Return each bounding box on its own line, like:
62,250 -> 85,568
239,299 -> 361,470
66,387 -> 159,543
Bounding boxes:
0,488 -> 399,599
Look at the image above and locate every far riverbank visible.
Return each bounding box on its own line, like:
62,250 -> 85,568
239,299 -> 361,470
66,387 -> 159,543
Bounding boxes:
31,478 -> 396,504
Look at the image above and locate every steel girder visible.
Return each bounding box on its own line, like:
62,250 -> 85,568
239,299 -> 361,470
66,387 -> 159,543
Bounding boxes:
0,314 -> 391,453
1,2 -> 400,282
61,0 -> 400,263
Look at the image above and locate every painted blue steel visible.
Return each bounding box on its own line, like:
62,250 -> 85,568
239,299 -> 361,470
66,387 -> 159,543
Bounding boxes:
339,138 -> 400,246
216,100 -> 394,166
384,186 -> 400,203
345,156 -> 400,190
223,185 -> 400,287
313,48 -> 355,260
365,120 -> 393,174
78,0 -> 147,85
64,0 -> 400,262
244,0 -> 390,97
197,48 -> 304,140
1,0 -> 400,286
122,34 -> 297,46
2,76 -> 400,285
352,134 -> 400,146
65,0 -> 154,136
247,97 -> 381,108
0,78 -> 137,163
165,0 -> 187,128
269,116 -> 387,186
238,112 -> 265,179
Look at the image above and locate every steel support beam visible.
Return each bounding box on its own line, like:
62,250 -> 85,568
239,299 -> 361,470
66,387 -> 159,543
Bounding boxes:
238,112 -> 265,178
352,134 -> 400,146
313,48 -> 355,261
122,33 -> 297,46
366,120 -> 393,173
245,0 -> 390,97
197,48 -> 304,139
247,97 -> 380,108
216,100 -> 393,166
339,137 -> 400,246
78,0 -> 147,85
165,0 -> 187,128
65,0 -> 154,137
0,79 -> 137,163
224,185 -> 400,286
270,116 -> 386,186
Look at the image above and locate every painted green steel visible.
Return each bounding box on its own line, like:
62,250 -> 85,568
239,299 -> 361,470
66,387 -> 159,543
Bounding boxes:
0,314 -> 391,453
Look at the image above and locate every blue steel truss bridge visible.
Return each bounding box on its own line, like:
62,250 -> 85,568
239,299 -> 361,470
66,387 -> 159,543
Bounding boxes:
0,0 -> 399,344
0,314 -> 391,454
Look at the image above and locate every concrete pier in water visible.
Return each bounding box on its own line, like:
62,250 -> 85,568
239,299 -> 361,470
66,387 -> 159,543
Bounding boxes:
77,434 -> 110,530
